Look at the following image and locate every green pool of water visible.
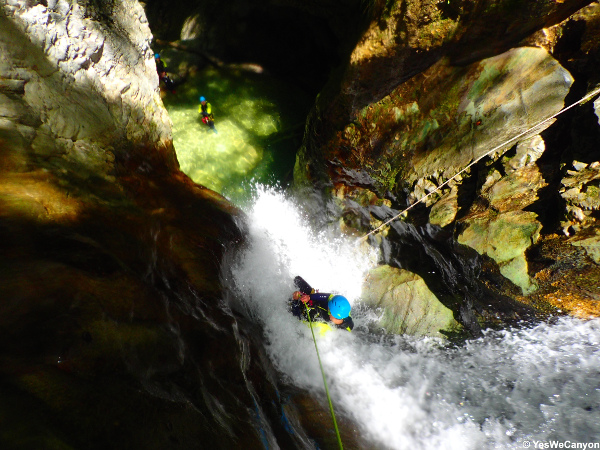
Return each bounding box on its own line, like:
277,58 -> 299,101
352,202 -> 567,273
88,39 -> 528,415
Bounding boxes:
161,65 -> 310,206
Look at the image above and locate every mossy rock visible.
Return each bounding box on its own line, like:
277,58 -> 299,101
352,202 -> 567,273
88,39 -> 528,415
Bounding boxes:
361,265 -> 462,338
458,210 -> 541,293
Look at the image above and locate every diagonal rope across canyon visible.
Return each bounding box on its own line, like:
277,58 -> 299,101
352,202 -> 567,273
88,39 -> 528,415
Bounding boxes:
359,86 -> 600,241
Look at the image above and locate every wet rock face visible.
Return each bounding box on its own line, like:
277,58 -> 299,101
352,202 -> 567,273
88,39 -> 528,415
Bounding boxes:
295,0 -> 600,326
362,218 -> 534,337
312,44 -> 574,296
1,2 -> 307,448
307,0 -> 592,131
299,45 -> 573,201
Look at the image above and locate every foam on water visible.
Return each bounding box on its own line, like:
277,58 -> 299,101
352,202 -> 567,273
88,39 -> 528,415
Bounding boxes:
227,186 -> 600,450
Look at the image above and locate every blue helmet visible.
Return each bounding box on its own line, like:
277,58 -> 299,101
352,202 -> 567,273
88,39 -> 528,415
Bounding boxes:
154,53 -> 160,59
199,96 -> 206,102
328,295 -> 351,319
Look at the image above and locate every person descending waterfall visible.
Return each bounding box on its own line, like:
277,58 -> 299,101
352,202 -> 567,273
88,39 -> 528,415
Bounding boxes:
199,96 -> 217,133
289,276 -> 354,331
154,53 -> 175,93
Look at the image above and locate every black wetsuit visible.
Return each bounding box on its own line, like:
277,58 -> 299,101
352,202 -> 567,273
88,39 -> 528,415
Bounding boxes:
156,59 -> 166,74
155,58 -> 175,92
289,276 -> 354,331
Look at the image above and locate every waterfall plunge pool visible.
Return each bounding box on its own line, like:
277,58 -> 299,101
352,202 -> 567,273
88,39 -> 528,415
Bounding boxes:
163,64 -> 310,206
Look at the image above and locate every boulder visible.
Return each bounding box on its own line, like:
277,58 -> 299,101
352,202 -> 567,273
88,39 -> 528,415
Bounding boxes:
429,186 -> 458,228
1,0 -> 174,175
458,210 -> 542,294
407,47 -> 572,189
361,265 -> 462,338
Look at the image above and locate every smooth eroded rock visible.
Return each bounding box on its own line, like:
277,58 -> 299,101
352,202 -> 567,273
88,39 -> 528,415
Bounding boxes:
361,265 -> 462,337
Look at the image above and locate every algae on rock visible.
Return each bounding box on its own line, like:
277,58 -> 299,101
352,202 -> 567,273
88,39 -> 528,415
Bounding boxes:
362,265 -> 462,338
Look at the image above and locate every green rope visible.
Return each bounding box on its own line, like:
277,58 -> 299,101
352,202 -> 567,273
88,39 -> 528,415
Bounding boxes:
304,303 -> 344,450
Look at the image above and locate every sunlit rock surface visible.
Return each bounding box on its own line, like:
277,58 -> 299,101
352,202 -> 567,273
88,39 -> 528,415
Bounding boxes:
362,265 -> 462,337
560,160 -> 600,234
457,159 -> 549,294
458,210 -> 543,294
1,0 -> 173,173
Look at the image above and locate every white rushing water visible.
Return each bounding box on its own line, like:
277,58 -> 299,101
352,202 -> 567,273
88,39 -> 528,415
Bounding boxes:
226,186 -> 600,450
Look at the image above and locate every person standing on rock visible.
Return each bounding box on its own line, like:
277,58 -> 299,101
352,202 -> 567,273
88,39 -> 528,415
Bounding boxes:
290,276 -> 354,331
199,96 -> 217,133
154,53 -> 175,93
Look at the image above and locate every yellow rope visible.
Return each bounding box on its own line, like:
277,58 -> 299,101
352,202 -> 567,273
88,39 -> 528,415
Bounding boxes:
359,86 -> 600,241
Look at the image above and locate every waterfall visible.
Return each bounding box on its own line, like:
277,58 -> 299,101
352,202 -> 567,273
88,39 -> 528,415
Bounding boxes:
224,185 -> 600,450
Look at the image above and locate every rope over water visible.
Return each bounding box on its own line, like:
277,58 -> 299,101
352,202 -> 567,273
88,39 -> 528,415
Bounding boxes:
359,86 -> 600,241
304,303 -> 344,449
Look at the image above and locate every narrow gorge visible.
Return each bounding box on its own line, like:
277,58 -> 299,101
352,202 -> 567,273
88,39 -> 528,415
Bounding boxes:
1,0 -> 599,448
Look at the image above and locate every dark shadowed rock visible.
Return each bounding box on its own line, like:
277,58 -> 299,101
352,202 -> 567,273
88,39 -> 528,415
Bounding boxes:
0,2 -> 312,448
